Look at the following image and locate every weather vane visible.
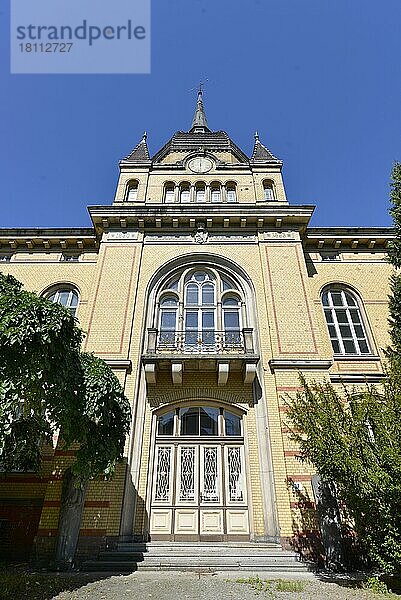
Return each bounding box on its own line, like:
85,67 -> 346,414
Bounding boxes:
189,79 -> 209,95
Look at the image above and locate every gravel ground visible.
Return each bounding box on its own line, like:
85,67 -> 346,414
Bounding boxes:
52,570 -> 396,600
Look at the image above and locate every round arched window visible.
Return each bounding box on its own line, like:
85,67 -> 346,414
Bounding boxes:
156,268 -> 246,353
47,287 -> 79,317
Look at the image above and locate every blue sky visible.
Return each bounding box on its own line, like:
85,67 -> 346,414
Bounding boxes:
1,0 -> 400,228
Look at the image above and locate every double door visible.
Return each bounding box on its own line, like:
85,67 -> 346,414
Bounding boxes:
150,442 -> 249,539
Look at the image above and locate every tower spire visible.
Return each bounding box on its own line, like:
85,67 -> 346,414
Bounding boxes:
190,86 -> 210,132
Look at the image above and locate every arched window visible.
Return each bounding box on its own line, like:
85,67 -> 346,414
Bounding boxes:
156,267 -> 247,352
126,180 -> 138,202
180,182 -> 190,203
164,182 -> 175,203
46,287 -> 79,317
184,271 -> 215,346
156,406 -> 243,437
195,183 -> 206,203
211,182 -> 221,203
222,296 -> 241,346
226,182 -> 237,203
321,287 -> 371,355
263,180 -> 275,201
159,295 -> 178,345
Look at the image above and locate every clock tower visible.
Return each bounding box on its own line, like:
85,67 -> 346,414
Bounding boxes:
112,89 -> 288,206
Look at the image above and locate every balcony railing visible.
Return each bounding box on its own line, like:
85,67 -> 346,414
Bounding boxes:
146,328 -> 255,355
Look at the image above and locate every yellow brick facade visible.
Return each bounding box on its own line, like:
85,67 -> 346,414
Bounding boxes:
0,95 -> 393,560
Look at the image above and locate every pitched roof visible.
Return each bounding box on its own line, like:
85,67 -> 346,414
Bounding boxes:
152,130 -> 249,163
250,132 -> 281,164
124,133 -> 151,163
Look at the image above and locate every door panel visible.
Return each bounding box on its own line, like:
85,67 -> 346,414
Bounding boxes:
226,509 -> 249,534
177,446 -> 198,504
150,441 -> 249,539
200,510 -> 223,533
150,509 -> 172,534
200,446 -> 221,504
175,509 -> 198,534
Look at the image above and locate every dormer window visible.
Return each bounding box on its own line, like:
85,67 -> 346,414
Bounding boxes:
263,180 -> 275,201
126,180 -> 139,202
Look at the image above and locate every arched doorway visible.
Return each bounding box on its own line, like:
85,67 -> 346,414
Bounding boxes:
149,404 -> 249,541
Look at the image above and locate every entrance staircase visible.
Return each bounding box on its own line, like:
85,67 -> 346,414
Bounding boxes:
82,541 -> 310,574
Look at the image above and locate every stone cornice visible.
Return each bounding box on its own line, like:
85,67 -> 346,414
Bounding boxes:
88,204 -> 315,235
305,226 -> 394,250
0,228 -> 97,251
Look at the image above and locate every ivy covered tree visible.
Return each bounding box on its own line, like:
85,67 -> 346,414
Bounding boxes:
387,162 -> 401,354
0,273 -> 130,568
287,163 -> 401,574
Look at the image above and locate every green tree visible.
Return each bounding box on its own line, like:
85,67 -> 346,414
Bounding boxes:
387,162 -> 401,354
287,376 -> 401,573
287,163 -> 401,574
0,273 -> 130,568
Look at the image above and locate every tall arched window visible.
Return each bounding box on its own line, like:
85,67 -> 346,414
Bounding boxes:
195,183 -> 206,203
210,182 -> 221,203
156,268 -> 246,352
263,180 -> 275,201
184,271 -> 215,346
46,287 -> 79,317
164,182 -> 175,203
126,180 -> 138,202
159,295 -> 178,345
180,183 -> 190,203
321,287 -> 371,355
226,182 -> 237,203
222,296 -> 241,345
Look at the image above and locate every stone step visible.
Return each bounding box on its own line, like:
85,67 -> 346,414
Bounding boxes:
118,541 -> 281,548
98,552 -> 299,563
112,548 -> 292,557
83,560 -> 307,574
82,543 -> 307,573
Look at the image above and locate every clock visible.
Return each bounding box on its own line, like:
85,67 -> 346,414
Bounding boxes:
188,156 -> 213,174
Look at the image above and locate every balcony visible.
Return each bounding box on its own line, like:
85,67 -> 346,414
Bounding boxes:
143,328 -> 259,386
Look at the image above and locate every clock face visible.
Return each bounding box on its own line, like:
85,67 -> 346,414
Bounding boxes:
188,156 -> 213,174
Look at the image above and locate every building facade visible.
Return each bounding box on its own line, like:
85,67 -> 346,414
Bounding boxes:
0,93 -> 393,561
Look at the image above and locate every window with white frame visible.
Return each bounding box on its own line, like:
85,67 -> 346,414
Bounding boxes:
226,183 -> 237,203
156,268 -> 244,350
263,180 -> 275,201
164,183 -> 175,203
180,183 -> 190,203
321,287 -> 371,355
211,184 -> 221,203
46,287 -> 79,317
126,180 -> 138,202
172,182 -> 238,203
156,406 -> 243,437
195,183 -> 206,203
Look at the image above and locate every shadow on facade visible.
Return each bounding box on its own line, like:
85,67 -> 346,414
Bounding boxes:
288,477 -> 368,572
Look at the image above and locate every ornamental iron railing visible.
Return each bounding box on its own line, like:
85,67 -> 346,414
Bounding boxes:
146,328 -> 255,355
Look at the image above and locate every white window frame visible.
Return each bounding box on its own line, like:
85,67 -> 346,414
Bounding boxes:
322,288 -> 371,356
47,288 -> 79,317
